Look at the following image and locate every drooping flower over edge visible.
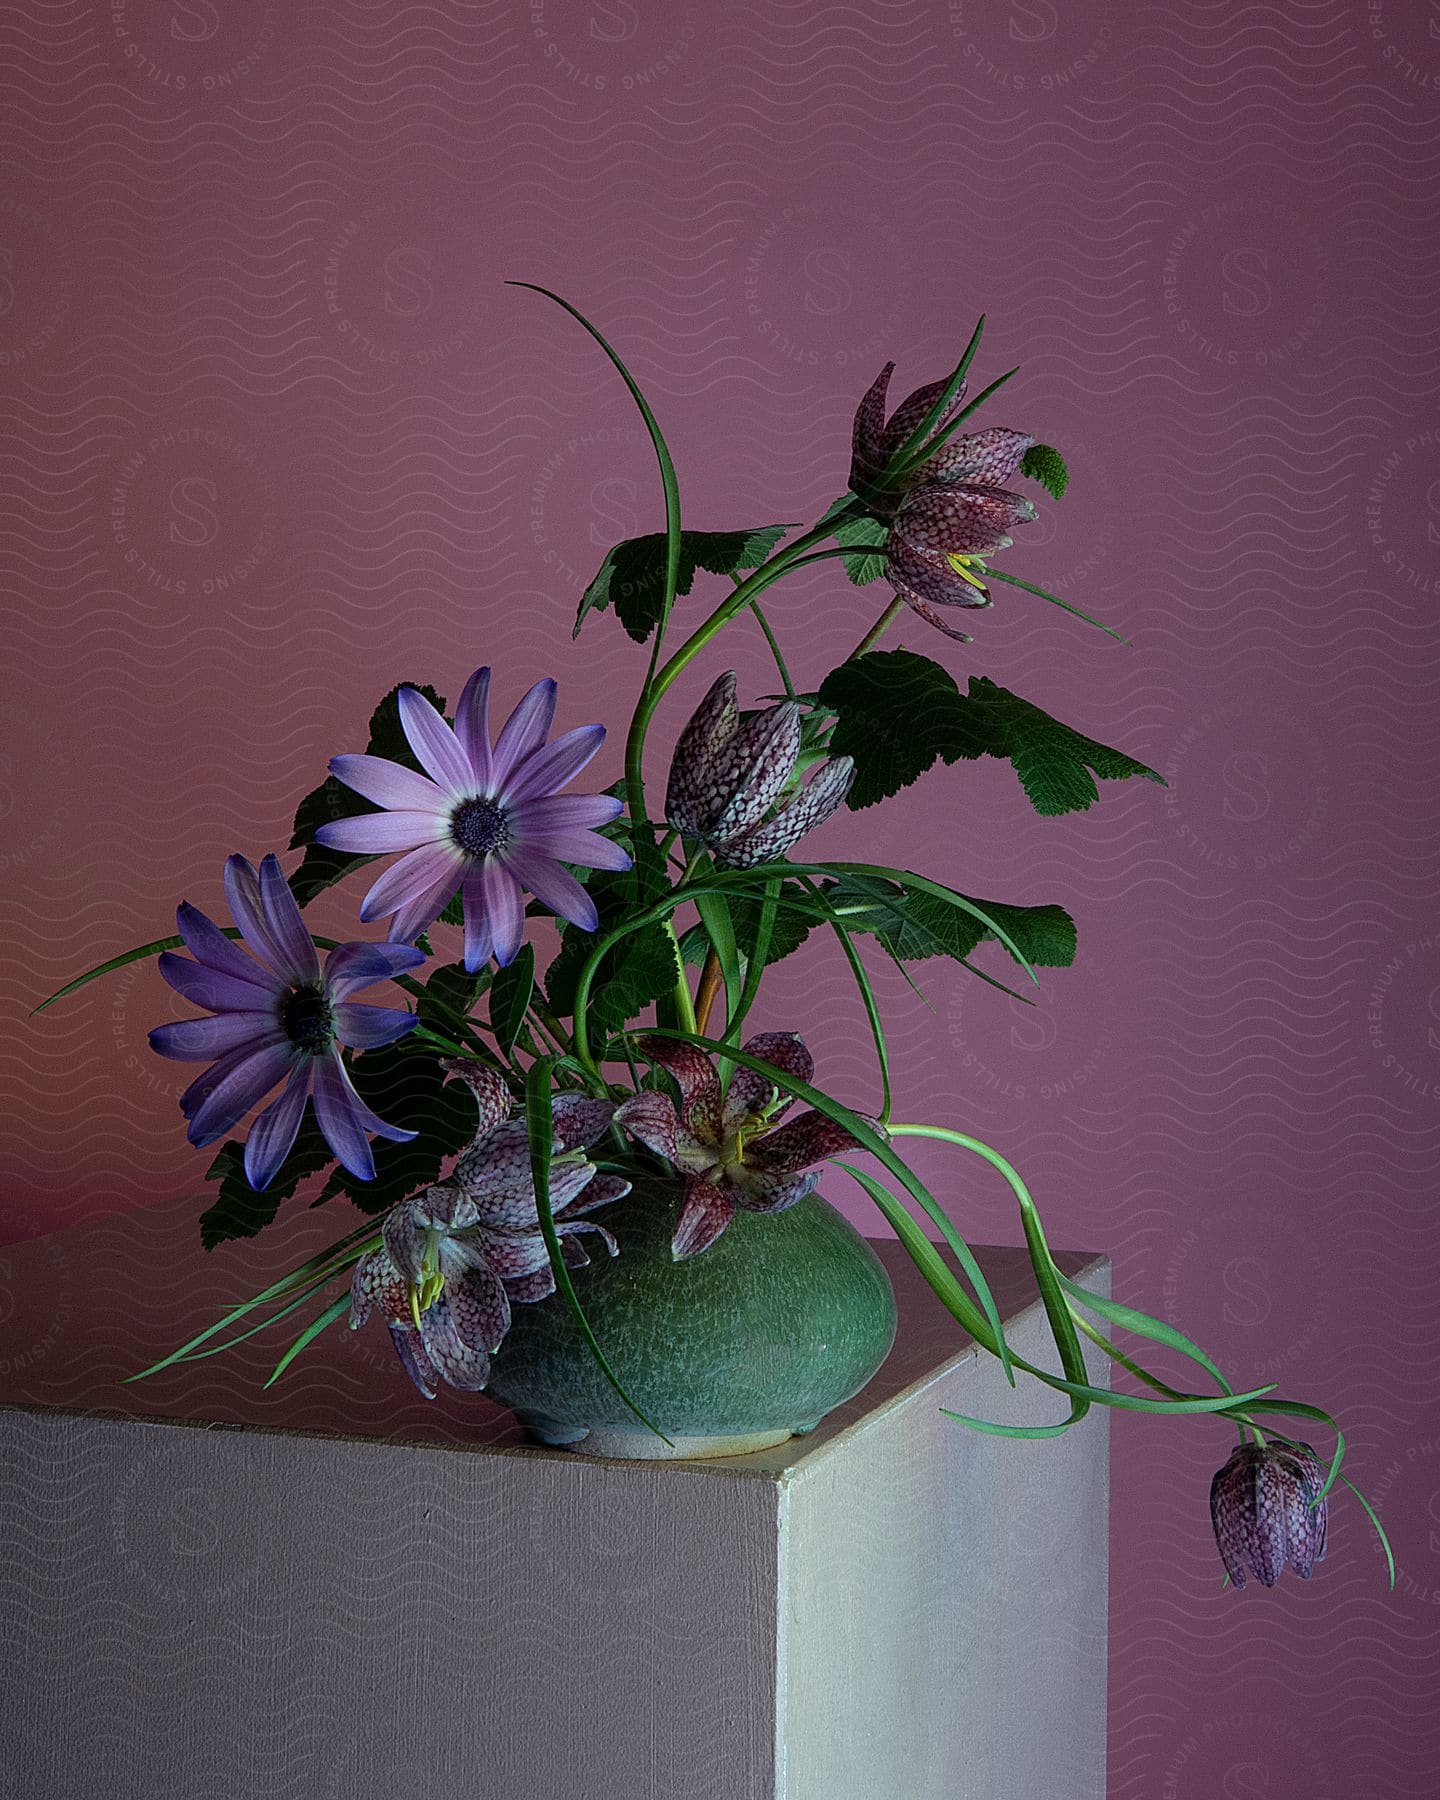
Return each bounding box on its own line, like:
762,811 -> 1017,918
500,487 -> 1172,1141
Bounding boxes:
665,672 -> 854,870
849,361 -> 1039,642
1209,1440 -> 1330,1590
148,853 -> 425,1190
614,1032 -> 868,1260
349,1062 -> 629,1397
315,669 -> 631,971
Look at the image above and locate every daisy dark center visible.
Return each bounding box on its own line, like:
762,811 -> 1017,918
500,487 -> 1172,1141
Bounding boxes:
450,796 -> 510,858
282,984 -> 334,1054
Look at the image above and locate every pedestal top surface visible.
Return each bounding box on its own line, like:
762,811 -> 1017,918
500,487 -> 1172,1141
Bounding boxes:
0,1191 -> 1103,1477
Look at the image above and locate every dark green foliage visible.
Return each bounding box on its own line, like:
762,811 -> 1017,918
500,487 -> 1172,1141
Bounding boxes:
1020,443 -> 1069,501
288,682 -> 448,907
489,945 -> 536,1057
199,1124 -> 337,1250
821,873 -> 1076,970
817,652 -> 1163,816
545,839 -> 679,1033
574,525 -> 793,643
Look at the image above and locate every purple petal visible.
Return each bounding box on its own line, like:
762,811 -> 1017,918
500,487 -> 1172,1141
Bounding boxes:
895,482 -> 1037,558
500,848 -> 598,932
381,1204 -> 426,1283
503,1265 -> 556,1304
179,1039 -> 260,1119
242,1062 -> 312,1190
730,1168 -> 818,1215
549,1094 -> 617,1152
634,1037 -> 722,1138
323,939 -> 427,1002
258,854 -> 321,985
149,1011 -> 282,1063
715,755 -> 855,870
614,1090 -> 681,1161
175,902 -> 281,992
921,427 -> 1035,489
479,858 -> 525,967
849,361 -> 893,486
388,1320 -> 441,1399
417,1295 -> 495,1390
397,686 -> 476,799
555,1171 -> 631,1219
724,1031 -> 813,1129
746,1109 -> 862,1175
186,1039 -> 295,1147
157,951 -> 281,1015
511,793 -> 624,834
440,1061 -> 513,1142
892,585 -> 978,643
671,1178 -> 736,1260
511,807 -> 632,872
707,702 -> 802,844
350,1248 -> 405,1330
333,1001 -> 418,1049
359,841 -> 463,925
312,1051 -> 415,1180
665,672 -> 739,836
453,666 -> 494,789
887,533 -> 992,615
490,678 -> 557,782
314,810 -> 444,855
327,753 -> 448,815
389,858 -> 466,947
223,854 -> 291,980
879,373 -> 964,466
460,867 -> 493,971
502,723 -> 606,807
446,1260 -> 511,1355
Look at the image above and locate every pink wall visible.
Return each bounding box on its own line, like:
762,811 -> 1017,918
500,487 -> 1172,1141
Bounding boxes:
3,3 -> 1437,1793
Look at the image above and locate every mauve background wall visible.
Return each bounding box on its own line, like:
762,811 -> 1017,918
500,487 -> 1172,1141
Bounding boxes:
1,1 -> 1436,1794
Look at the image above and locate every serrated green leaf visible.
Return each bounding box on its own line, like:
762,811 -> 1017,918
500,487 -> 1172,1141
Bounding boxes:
1020,443 -> 1069,501
821,872 -> 1075,970
199,1121 -> 338,1250
830,512 -> 890,585
817,649 -> 967,807
288,682 -> 448,907
574,524 -> 794,643
489,944 -> 535,1057
946,676 -> 1165,816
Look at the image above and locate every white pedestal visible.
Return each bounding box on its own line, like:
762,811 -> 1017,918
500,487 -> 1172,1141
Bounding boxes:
0,1197 -> 1109,1799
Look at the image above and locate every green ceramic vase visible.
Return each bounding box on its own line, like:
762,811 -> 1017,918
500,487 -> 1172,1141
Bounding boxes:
484,1174 -> 897,1459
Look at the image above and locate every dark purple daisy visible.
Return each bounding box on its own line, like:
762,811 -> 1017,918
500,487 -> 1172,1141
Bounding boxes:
1209,1440 -> 1330,1589
615,1032 -> 867,1259
313,668 -> 630,971
148,853 -> 425,1190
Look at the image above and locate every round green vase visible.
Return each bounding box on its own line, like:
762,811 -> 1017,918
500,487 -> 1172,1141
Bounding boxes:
484,1175 -> 897,1459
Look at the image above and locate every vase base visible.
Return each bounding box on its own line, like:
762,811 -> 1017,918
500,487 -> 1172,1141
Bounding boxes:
524,1422 -> 795,1460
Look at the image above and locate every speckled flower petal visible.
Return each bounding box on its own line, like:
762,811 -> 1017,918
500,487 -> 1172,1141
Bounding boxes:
665,672 -> 739,835
895,482 -> 1037,559
1210,1445 -> 1296,1590
728,1167 -> 818,1215
556,1172 -> 631,1218
746,1109 -> 863,1177
849,361 -> 894,488
705,702 -> 802,844
921,427 -> 1035,489
878,374 -> 963,467
723,1032 -> 814,1130
440,1061 -> 513,1144
550,1094 -> 618,1153
887,532 -> 992,614
632,1037 -> 723,1140
615,1089 -> 681,1161
714,755 -> 854,870
671,1177 -> 737,1261
415,1295 -> 493,1391
389,1321 -> 443,1399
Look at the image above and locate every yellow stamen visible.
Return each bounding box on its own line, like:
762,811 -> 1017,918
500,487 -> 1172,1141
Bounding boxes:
945,553 -> 988,592
409,1284 -> 423,1331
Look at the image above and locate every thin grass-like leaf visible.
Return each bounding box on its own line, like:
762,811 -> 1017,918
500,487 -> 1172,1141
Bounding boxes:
523,1057 -> 673,1445
983,566 -> 1130,645
264,1294 -> 352,1388
885,316 -> 986,471
1055,1272 -> 1233,1396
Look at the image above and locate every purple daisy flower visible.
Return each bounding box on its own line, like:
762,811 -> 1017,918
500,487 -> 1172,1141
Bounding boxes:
313,668 -> 631,972
148,852 -> 425,1191
1209,1440 -> 1330,1590
349,1064 -> 628,1397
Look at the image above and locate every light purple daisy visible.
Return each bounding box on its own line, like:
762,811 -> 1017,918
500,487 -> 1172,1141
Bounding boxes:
313,668 -> 631,972
148,853 -> 426,1191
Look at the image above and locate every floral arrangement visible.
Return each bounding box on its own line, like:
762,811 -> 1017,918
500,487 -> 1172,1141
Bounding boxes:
42,288 -> 1390,1594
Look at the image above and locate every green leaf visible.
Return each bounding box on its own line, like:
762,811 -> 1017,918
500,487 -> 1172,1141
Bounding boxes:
678,882 -> 817,971
545,840 -> 678,1033
264,1294 -> 352,1388
575,524 -> 794,643
816,652 -> 1164,817
822,872 -> 1075,970
945,676 -> 1164,816
817,649 -> 967,807
489,945 -> 535,1058
692,891 -> 743,1032
198,1121 -> 338,1250
417,960 -> 491,1033
288,681 -> 448,907
1020,443 -> 1069,501
829,512 -> 890,586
